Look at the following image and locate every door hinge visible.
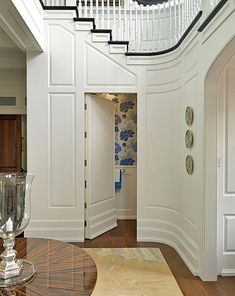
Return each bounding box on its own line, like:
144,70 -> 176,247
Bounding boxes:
85,220 -> 87,227
84,159 -> 87,167
84,131 -> 87,138
84,202 -> 87,209
84,103 -> 87,110
85,180 -> 87,188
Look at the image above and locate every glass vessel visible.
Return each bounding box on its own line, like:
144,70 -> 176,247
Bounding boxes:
0,172 -> 36,288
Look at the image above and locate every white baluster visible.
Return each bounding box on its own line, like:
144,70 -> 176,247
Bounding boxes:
177,0 -> 180,43
113,0 -> 116,40
157,4 -> 161,50
118,0 -> 121,40
173,0 -> 179,43
140,4 -> 143,51
185,0 -> 188,26
151,5 -> 155,51
194,0 -> 196,17
84,0 -> 87,17
135,1 -> 138,51
127,0 -> 130,42
146,5 -> 150,51
78,0 -> 82,17
129,0 -> 133,49
107,0 -> 110,28
96,0 -> 99,28
101,0 -> 104,28
90,0 -> 93,18
124,0 -> 127,40
163,2 -> 167,49
168,0 -> 172,47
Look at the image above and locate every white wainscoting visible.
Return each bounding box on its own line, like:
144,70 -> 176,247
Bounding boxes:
115,166 -> 137,219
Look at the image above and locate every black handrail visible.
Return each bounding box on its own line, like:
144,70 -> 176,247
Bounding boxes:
198,0 -> 228,32
126,10 -> 202,56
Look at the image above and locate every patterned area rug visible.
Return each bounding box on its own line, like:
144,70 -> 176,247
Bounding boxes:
83,248 -> 183,296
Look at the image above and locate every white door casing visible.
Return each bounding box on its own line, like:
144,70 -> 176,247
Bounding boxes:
85,94 -> 117,239
217,66 -> 235,276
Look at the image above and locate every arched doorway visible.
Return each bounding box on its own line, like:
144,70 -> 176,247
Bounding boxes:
204,36 -> 235,279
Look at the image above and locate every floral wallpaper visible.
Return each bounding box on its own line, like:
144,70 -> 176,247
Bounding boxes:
96,93 -> 137,166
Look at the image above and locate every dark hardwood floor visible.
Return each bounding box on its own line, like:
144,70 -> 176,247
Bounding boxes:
73,220 -> 235,296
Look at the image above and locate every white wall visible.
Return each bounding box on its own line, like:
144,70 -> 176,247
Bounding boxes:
0,27 -> 26,115
116,166 -> 137,219
26,1 -> 235,280
0,0 -> 44,51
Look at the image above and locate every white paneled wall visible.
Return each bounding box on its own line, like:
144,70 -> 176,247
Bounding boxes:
26,1 -> 235,281
27,12 -> 84,241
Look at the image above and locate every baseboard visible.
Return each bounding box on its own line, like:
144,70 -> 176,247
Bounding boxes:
138,219 -> 199,276
25,219 -> 84,242
89,223 -> 118,239
221,269 -> 235,276
116,209 -> 136,220
117,215 -> 137,219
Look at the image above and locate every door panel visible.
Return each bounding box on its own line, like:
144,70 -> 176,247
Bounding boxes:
217,69 -> 235,275
0,115 -> 21,172
85,94 -> 116,239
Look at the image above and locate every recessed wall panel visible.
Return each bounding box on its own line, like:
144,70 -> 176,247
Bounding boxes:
224,215 -> 235,251
49,93 -> 76,207
146,61 -> 181,86
226,69 -> 235,193
145,88 -> 182,212
49,25 -> 75,86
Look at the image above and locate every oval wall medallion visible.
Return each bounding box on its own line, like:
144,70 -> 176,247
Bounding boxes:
185,130 -> 193,149
185,106 -> 194,126
185,155 -> 194,175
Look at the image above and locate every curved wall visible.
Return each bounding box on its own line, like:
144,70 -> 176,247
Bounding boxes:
135,0 -> 235,279
137,32 -> 202,275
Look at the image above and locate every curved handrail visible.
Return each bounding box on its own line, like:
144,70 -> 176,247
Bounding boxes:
198,0 -> 228,32
126,10 -> 202,55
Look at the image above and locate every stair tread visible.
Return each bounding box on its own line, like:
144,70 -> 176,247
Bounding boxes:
91,29 -> 112,33
73,17 -> 95,21
108,41 -> 129,45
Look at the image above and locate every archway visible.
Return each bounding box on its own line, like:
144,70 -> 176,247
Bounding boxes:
204,36 -> 235,280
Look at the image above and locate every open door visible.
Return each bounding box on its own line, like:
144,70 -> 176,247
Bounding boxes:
85,94 -> 117,239
0,115 -> 21,172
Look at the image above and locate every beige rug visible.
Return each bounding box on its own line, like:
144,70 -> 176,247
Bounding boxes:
83,248 -> 183,296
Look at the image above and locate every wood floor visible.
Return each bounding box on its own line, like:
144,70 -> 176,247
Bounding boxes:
74,220 -> 235,296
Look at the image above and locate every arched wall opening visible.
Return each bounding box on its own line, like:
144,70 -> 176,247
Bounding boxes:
204,36 -> 235,279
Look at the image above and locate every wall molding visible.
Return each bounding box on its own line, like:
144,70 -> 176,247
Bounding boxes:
138,218 -> 199,275
25,219 -> 84,242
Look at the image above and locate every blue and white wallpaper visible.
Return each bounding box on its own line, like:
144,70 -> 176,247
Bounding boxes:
98,93 -> 137,166
113,94 -> 137,166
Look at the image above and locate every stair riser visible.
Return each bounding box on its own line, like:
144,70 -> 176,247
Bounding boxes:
92,33 -> 110,43
109,44 -> 128,54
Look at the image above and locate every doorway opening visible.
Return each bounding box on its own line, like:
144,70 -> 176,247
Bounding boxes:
0,114 -> 27,172
217,53 -> 235,276
84,93 -> 137,240
204,36 -> 235,279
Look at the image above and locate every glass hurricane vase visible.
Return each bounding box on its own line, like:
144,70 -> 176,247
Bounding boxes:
0,172 -> 36,288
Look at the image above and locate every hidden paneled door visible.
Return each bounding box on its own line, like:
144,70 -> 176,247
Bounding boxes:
0,115 -> 21,172
217,68 -> 235,275
85,94 -> 117,239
